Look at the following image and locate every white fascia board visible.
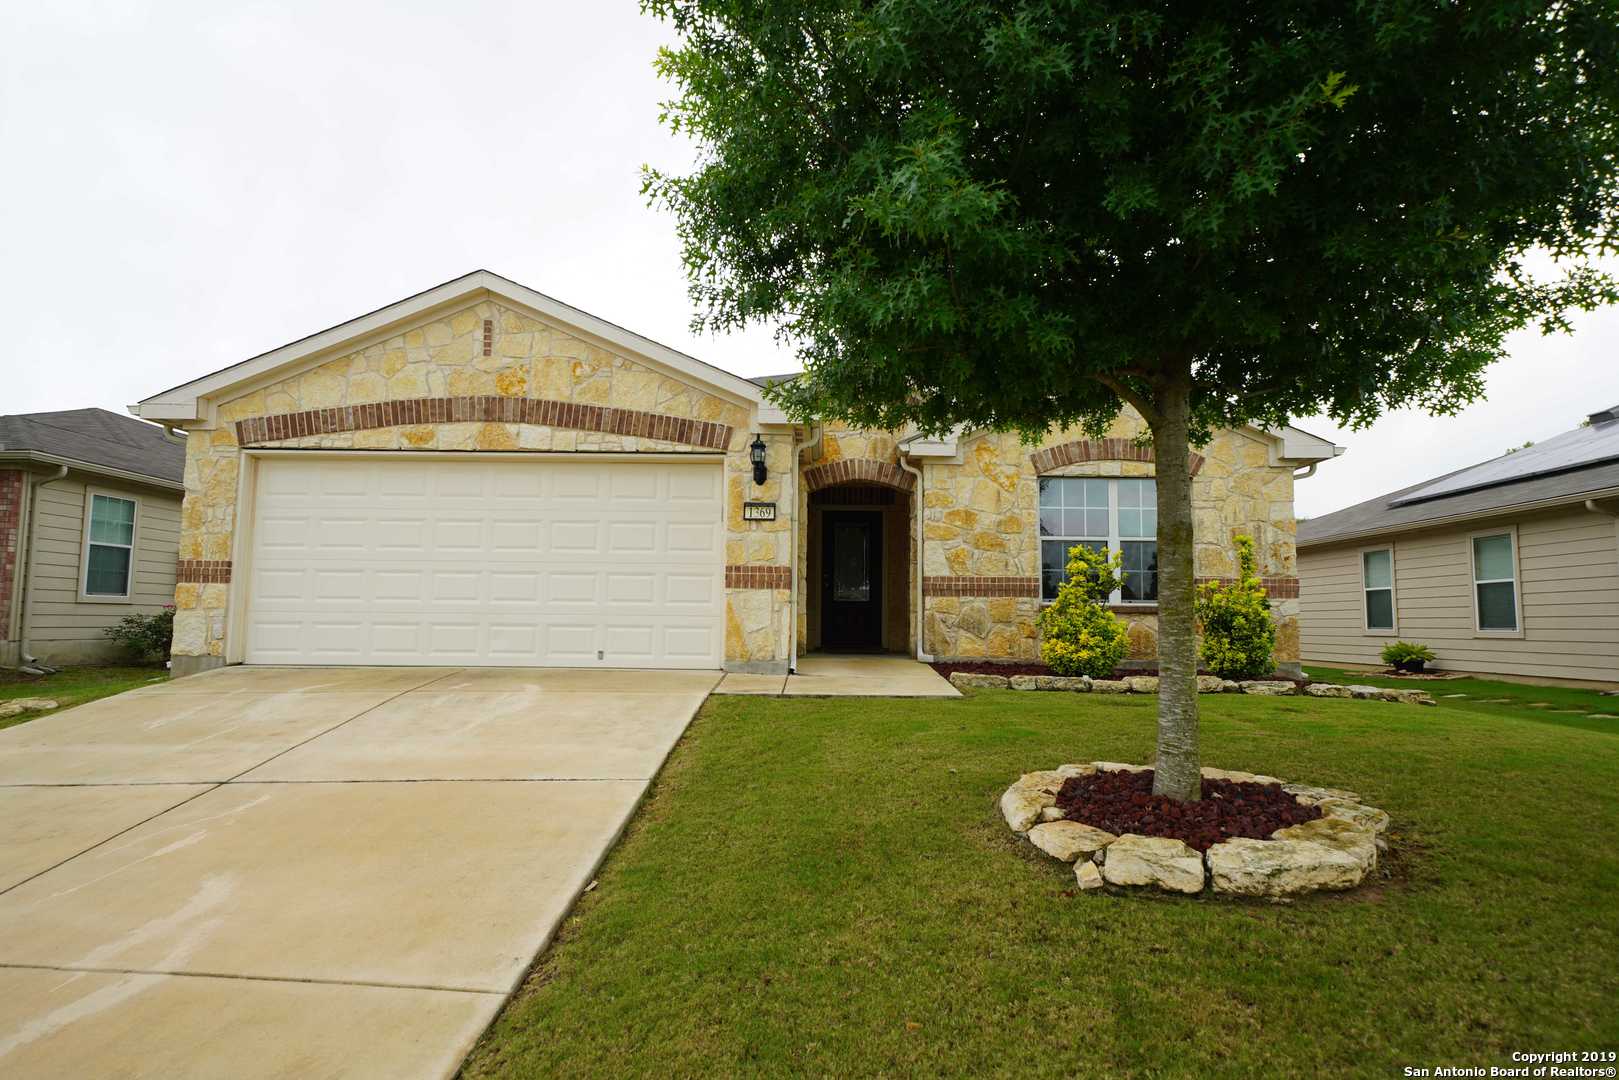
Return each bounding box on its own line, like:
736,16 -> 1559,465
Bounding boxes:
1269,420 -> 1347,466
134,270 -> 766,422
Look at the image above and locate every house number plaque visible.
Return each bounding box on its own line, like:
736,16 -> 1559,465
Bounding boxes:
742,502 -> 777,521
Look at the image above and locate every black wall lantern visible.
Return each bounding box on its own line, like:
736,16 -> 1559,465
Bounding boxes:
750,434 -> 768,485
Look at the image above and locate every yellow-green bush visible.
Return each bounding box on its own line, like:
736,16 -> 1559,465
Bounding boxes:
1195,534 -> 1276,679
1037,544 -> 1129,678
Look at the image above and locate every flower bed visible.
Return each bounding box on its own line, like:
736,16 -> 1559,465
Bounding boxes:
1000,762 -> 1391,897
1053,768 -> 1321,852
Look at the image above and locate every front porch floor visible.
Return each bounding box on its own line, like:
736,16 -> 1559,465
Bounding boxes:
713,654 -> 959,698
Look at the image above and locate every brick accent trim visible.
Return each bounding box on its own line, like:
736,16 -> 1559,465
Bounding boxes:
1196,575 -> 1299,600
176,559 -> 233,584
920,575 -> 1298,600
0,470 -> 23,641
726,564 -> 791,590
922,576 -> 1041,598
1030,438 -> 1204,476
801,458 -> 915,493
234,397 -> 733,452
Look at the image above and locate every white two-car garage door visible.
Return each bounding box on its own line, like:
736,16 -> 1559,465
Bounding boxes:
243,455 -> 725,668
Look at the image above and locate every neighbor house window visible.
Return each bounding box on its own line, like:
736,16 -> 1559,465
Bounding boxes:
1471,531 -> 1520,633
1039,477 -> 1157,603
1361,547 -> 1396,632
83,493 -> 137,598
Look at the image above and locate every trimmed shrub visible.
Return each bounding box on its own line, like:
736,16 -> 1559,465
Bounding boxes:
1037,544 -> 1130,678
1381,640 -> 1436,673
103,605 -> 175,662
1195,535 -> 1276,679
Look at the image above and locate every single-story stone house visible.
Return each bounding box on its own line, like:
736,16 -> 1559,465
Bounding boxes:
1,409 -> 185,668
132,271 -> 1341,678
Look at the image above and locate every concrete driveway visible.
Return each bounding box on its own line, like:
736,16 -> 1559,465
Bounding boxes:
0,665 -> 718,1078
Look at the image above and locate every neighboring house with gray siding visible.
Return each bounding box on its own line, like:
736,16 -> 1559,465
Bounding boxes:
0,410 -> 185,667
1298,406 -> 1619,686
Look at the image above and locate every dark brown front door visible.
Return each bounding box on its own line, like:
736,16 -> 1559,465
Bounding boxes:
821,511 -> 882,651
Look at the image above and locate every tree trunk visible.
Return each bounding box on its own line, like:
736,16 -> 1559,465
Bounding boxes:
1148,369 -> 1201,801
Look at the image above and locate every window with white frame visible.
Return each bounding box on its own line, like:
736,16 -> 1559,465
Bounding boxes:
1039,477 -> 1157,603
1471,531 -> 1519,632
83,494 -> 137,598
1361,547 -> 1396,631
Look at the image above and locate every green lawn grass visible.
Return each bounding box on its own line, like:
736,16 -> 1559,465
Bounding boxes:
464,688 -> 1618,1079
0,665 -> 168,730
1303,663 -> 1619,724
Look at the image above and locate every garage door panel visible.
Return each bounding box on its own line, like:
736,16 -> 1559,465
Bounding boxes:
246,458 -> 723,668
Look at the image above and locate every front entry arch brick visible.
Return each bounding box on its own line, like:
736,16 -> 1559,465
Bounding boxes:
801,458 -> 915,493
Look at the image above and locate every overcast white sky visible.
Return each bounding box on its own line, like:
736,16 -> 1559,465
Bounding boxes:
3,1 -> 1615,519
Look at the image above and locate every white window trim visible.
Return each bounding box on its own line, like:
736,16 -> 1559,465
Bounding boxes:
1359,544 -> 1398,635
1039,477 -> 1158,607
1468,526 -> 1524,638
79,489 -> 141,604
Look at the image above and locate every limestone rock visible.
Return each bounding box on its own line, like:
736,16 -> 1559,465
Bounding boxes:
1318,798 -> 1391,836
1027,820 -> 1117,863
1090,679 -> 1130,694
1282,783 -> 1363,805
1010,674 -> 1091,692
1196,675 -> 1229,694
1345,684 -> 1383,700
950,672 -> 1009,690
1124,676 -> 1160,694
999,770 -> 1068,832
1056,763 -> 1097,778
1101,834 -> 1205,893
1220,679 -> 1242,693
1304,683 -> 1353,699
1038,805 -> 1068,823
1240,680 -> 1298,696
1092,761 -> 1149,774
1075,860 -> 1105,890
0,698 -> 58,719
1201,766 -> 1284,786
1207,836 -> 1366,896
1271,816 -> 1379,872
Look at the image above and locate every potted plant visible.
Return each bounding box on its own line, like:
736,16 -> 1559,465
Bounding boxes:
1380,640 -> 1436,675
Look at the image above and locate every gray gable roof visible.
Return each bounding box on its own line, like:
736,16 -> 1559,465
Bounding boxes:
1300,415 -> 1619,548
0,409 -> 185,485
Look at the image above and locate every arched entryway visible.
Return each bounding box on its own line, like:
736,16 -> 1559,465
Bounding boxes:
805,481 -> 913,653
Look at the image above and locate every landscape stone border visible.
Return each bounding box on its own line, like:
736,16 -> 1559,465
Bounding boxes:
950,671 -> 1436,706
1000,762 -> 1391,898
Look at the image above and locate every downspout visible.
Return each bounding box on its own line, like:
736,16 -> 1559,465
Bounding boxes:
788,423 -> 822,674
897,450 -> 934,662
16,465 -> 68,670
1292,463 -> 1318,481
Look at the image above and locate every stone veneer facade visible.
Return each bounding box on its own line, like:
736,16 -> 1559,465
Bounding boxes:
165,293 -> 1301,676
172,298 -> 796,674
907,410 -> 1300,668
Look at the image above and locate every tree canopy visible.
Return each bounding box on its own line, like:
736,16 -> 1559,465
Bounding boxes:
646,0 -> 1619,440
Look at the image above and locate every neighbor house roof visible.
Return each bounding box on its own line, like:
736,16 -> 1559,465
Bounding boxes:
0,409 -> 185,489
1299,407 -> 1619,549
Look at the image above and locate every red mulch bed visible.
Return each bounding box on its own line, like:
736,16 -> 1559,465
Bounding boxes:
1053,769 -> 1321,852
930,661 -> 1306,685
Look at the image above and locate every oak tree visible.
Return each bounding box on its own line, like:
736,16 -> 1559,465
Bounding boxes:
645,0 -> 1619,799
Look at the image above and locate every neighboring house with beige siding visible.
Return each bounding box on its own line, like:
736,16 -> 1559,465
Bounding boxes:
0,410 -> 185,668
1299,406 -> 1619,686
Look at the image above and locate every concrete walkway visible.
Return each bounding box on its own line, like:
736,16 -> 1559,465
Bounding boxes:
713,654 -> 959,697
0,665 -> 717,1078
